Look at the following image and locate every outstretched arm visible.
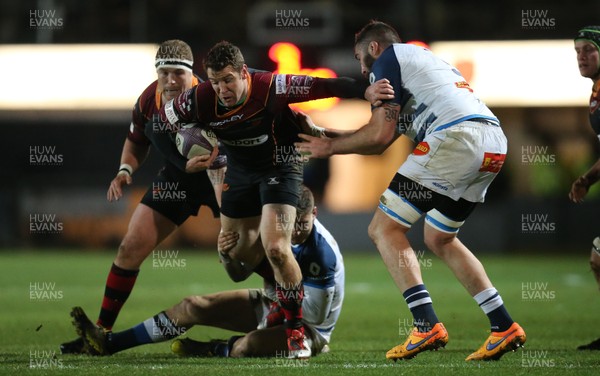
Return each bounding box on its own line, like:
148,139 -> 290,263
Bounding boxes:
296,102 -> 401,157
294,79 -> 395,139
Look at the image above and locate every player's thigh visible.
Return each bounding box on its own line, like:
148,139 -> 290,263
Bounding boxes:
116,204 -> 177,266
257,167 -> 301,250
258,166 -> 303,209
369,206 -> 411,239
220,166 -> 262,218
376,173 -> 429,231
260,203 -> 296,249
179,289 -> 258,333
422,195 -> 478,248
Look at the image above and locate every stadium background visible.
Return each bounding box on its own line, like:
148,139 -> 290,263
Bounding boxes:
1,0 -> 599,253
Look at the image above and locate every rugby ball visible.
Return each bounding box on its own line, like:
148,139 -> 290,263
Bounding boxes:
175,125 -> 218,159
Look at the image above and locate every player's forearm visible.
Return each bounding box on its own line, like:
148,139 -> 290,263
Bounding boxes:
144,122 -> 188,172
316,77 -> 368,100
218,252 -> 253,282
331,106 -> 398,155
160,87 -> 197,125
582,158 -> 600,186
119,139 -> 149,174
329,130 -> 386,155
323,128 -> 357,138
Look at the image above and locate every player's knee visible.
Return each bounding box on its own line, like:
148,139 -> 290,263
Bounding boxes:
424,231 -> 455,257
180,295 -> 213,322
114,237 -> 145,269
367,218 -> 380,244
264,243 -> 290,269
367,215 -> 387,244
229,335 -> 254,358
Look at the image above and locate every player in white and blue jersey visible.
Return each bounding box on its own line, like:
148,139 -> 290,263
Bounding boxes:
69,186 -> 345,358
296,20 -> 525,362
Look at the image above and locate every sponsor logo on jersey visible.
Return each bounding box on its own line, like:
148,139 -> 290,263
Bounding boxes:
221,134 -> 269,147
208,114 -> 244,128
479,152 -> 506,173
275,74 -> 288,94
164,100 -> 179,124
413,142 -> 430,156
267,177 -> 280,185
454,80 -> 473,93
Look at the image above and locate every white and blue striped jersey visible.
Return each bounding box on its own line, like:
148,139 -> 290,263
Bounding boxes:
370,43 -> 499,143
293,218 -> 344,343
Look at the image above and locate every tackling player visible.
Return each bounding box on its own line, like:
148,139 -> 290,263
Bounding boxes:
70,186 -> 345,358
60,40 -> 224,353
569,25 -> 600,351
154,41 -> 385,358
296,20 -> 526,361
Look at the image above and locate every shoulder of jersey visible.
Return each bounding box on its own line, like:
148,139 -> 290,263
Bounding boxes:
136,80 -> 159,113
193,73 -> 204,84
254,70 -> 274,83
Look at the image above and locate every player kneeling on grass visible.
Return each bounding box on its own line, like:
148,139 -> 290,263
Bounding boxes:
70,186 -> 345,358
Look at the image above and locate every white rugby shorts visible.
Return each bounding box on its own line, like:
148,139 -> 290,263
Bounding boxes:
399,121 -> 507,203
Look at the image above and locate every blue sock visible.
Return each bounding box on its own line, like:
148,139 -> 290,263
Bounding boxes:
473,288 -> 513,332
403,284 -> 439,332
108,312 -> 186,353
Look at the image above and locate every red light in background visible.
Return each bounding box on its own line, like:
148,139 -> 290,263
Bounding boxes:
269,42 -> 338,112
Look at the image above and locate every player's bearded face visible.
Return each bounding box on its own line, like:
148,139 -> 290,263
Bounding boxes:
207,65 -> 248,108
158,68 -> 193,102
354,44 -> 377,78
575,40 -> 600,79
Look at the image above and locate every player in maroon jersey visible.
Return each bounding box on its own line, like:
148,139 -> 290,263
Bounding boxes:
155,40 -> 388,359
60,39 -> 225,354
569,26 -> 600,350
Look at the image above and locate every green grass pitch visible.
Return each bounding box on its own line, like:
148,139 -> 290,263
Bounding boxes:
1,250 -> 599,375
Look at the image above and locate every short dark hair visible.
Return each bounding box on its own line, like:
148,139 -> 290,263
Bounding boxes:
354,20 -> 401,49
297,185 -> 315,217
203,41 -> 245,73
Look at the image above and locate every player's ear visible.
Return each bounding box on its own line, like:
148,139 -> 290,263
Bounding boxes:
312,206 -> 317,216
369,41 -> 379,55
241,64 -> 249,79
